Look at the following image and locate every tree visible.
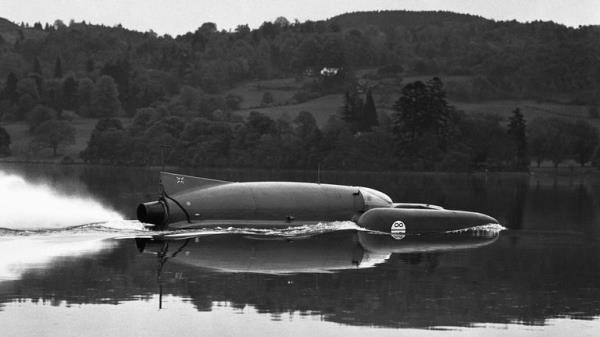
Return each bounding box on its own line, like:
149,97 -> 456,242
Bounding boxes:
30,55 -> 43,93
53,19 -> 66,30
393,78 -> 450,140
199,22 -> 217,34
129,107 -> 158,136
235,24 -> 250,38
81,119 -> 132,164
179,85 -> 202,111
77,77 -> 94,116
274,17 -> 290,27
32,57 -> 42,76
86,58 -> 95,73
549,120 -> 568,168
32,120 -> 75,156
45,79 -> 64,115
54,56 -> 63,78
101,58 -> 132,113
3,72 -> 18,103
62,76 -> 78,110
26,105 -> 57,132
16,94 -> 36,120
528,118 -> 572,168
391,78 -> 453,166
293,111 -> 323,168
137,116 -> 185,165
507,108 -> 529,170
247,111 -> 276,135
572,120 -> 599,167
15,78 -> 40,120
17,77 -> 40,100
340,89 -> 363,132
0,126 -> 10,157
528,117 -> 549,167
91,75 -> 121,117
362,89 -> 378,131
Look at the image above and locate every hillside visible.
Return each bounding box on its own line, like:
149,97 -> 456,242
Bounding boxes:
0,11 -> 599,170
0,11 -> 599,101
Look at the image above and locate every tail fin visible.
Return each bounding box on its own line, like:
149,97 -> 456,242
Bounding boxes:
160,172 -> 231,195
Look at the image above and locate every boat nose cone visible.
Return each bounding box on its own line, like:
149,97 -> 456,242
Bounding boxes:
478,212 -> 499,226
357,208 -> 501,234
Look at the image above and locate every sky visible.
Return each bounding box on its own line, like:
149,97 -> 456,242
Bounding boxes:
2,0 -> 600,35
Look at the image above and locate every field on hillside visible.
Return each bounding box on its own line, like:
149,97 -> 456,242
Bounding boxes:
236,94 -> 344,126
227,78 -> 306,109
453,100 -> 599,127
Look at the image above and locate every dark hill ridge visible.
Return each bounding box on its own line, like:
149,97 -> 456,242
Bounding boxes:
329,10 -> 487,30
0,17 -> 18,30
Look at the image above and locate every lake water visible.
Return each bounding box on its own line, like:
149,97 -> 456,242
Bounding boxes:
0,164 -> 599,336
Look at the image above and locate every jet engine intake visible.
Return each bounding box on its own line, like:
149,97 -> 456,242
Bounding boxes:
137,201 -> 167,228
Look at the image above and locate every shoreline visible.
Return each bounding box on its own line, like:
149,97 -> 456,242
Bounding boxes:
1,158 -> 598,178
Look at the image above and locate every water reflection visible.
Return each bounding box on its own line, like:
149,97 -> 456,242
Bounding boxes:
0,164 -> 599,334
0,234 -> 117,281
142,230 -> 499,274
0,226 -> 599,330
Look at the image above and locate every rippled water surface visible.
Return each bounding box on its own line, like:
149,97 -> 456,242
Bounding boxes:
0,164 -> 599,336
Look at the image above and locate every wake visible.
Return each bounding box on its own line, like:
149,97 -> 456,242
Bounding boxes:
0,170 -> 129,231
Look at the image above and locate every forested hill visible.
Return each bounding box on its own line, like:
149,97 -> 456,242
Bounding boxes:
1,11 -> 599,170
0,10 -> 599,107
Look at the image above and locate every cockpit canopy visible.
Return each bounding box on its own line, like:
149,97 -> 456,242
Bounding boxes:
359,187 -> 393,209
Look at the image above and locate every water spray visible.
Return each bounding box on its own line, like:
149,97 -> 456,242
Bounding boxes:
0,170 -> 124,230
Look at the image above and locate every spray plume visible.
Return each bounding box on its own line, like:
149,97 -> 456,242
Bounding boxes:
0,170 -> 123,230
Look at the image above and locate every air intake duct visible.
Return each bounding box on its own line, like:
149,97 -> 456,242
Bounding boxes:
137,201 -> 167,228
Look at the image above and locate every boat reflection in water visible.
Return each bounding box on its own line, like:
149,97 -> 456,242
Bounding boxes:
137,227 -> 500,311
138,227 -> 500,275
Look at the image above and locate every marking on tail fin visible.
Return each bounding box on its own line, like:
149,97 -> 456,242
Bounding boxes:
160,172 -> 231,195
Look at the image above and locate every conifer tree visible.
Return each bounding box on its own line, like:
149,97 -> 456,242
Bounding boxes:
507,108 -> 529,170
340,89 -> 364,132
362,89 -> 378,131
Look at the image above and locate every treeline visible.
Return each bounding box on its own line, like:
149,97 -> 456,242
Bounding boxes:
79,78 -> 600,171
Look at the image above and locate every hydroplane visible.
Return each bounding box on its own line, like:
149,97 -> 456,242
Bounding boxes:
137,172 -> 499,236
